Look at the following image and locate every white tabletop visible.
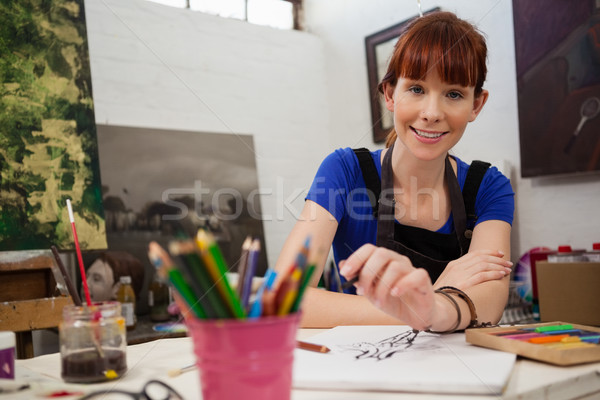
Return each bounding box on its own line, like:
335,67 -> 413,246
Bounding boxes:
6,329 -> 600,400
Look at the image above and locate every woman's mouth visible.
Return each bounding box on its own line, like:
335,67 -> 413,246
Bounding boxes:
411,127 -> 447,139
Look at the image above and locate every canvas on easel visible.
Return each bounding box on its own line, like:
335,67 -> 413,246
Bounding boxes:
0,0 -> 107,251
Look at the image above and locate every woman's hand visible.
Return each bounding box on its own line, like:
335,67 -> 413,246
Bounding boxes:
339,244 -> 436,330
434,249 -> 512,291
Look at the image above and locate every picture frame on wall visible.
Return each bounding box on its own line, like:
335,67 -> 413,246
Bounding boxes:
365,7 -> 440,143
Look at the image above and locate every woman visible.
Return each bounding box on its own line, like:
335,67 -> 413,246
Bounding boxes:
274,11 -> 514,332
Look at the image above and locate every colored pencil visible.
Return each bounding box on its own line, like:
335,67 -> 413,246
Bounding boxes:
291,264 -> 315,312
296,340 -> 330,353
235,236 -> 252,299
169,241 -> 225,319
196,230 -> 246,318
277,267 -> 302,316
240,239 -> 260,310
248,268 -> 277,318
148,242 -> 207,319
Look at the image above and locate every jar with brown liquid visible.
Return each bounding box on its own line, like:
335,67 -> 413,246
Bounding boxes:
59,302 -> 127,383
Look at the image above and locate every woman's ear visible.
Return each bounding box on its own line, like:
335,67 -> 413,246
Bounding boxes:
383,82 -> 396,112
469,89 -> 489,122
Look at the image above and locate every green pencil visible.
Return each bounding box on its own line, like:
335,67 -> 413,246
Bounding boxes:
196,230 -> 246,319
169,241 -> 227,319
167,269 -> 207,319
184,251 -> 233,318
291,264 -> 316,312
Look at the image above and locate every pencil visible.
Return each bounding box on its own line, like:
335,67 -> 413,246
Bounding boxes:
296,340 -> 330,353
290,264 -> 315,312
240,239 -> 260,310
196,230 -> 246,318
170,240 -> 229,319
235,236 -> 252,299
148,242 -> 207,319
248,268 -> 277,318
341,275 -> 358,291
277,267 -> 302,316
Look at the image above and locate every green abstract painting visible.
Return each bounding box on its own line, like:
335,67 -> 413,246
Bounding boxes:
0,0 -> 106,251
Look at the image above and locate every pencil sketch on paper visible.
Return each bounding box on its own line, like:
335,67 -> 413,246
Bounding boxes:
338,329 -> 441,361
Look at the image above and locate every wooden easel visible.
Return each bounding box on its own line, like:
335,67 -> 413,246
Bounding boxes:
0,250 -> 74,359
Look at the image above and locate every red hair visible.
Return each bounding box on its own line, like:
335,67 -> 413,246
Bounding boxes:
378,12 -> 487,147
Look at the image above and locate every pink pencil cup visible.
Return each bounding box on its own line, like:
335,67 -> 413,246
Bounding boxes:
186,313 -> 301,400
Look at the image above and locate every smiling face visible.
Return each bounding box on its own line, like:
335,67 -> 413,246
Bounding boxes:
383,70 -> 488,161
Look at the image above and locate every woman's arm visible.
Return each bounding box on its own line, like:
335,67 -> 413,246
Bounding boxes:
451,219 -> 512,327
339,219 -> 512,331
274,200 -> 404,328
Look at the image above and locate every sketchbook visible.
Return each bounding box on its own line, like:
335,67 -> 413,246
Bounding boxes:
293,325 -> 516,395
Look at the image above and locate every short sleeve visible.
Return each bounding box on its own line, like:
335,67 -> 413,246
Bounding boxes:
305,148 -> 363,223
474,166 -> 515,226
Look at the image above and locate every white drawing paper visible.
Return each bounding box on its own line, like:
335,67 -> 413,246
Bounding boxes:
293,325 -> 515,395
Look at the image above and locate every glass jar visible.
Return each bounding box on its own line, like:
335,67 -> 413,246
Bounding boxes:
59,302 -> 127,383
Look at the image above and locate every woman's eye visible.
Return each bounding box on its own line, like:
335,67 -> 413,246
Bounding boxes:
409,86 -> 423,94
448,91 -> 463,99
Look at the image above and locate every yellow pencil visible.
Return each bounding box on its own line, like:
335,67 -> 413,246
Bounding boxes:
195,230 -> 246,318
277,267 -> 302,316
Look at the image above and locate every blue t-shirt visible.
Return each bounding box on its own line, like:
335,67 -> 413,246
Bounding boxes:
306,147 -> 515,269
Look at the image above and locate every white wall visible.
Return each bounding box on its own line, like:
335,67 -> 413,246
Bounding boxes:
85,0 -> 600,266
303,0 -> 600,260
84,0 -> 331,268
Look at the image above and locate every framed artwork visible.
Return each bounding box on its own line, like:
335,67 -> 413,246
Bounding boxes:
513,0 -> 600,177
365,8 -> 440,143
94,125 -> 269,279
0,0 -> 106,251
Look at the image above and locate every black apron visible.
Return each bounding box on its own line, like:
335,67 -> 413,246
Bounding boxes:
375,143 -> 471,282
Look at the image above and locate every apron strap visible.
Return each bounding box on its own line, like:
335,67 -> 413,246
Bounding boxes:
353,148 -> 381,217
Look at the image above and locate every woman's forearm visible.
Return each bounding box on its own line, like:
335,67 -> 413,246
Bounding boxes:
300,287 -> 403,328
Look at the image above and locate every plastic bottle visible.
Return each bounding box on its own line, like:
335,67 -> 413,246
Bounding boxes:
546,245 -> 586,263
584,243 -> 600,262
148,273 -> 170,322
116,276 -> 136,330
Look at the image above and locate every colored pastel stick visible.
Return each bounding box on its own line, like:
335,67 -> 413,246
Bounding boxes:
529,334 -> 569,344
546,341 -> 596,349
248,269 -> 277,318
196,230 -> 246,318
277,267 -> 302,316
240,239 -> 260,310
492,330 -> 525,336
581,335 -> 600,344
544,329 -> 581,335
235,236 -> 252,299
560,336 -> 581,343
504,332 -> 546,340
535,324 -> 573,333
291,264 -> 316,312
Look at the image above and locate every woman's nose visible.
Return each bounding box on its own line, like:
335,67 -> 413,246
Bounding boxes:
420,97 -> 443,122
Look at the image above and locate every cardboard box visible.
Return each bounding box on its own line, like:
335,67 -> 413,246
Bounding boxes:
536,261 -> 600,326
